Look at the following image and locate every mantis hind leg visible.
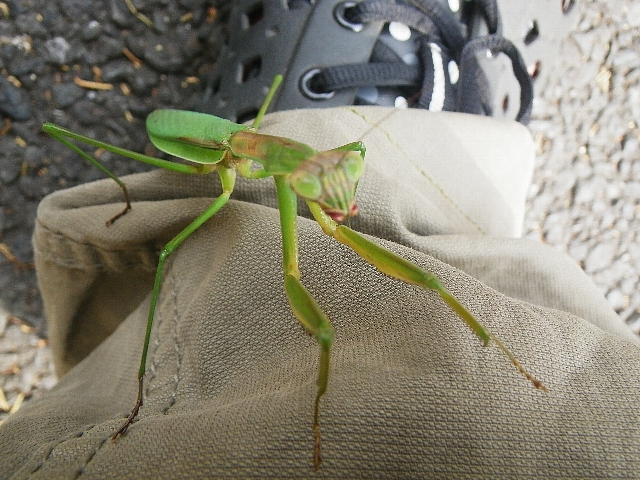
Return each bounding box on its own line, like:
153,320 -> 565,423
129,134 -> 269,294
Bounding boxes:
112,167 -> 237,439
43,123 -> 203,226
307,201 -> 547,393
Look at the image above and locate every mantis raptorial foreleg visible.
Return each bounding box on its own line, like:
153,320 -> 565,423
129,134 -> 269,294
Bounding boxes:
307,201 -> 548,392
274,175 -> 335,468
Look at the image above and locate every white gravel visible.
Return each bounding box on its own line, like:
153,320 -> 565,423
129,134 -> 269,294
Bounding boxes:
524,0 -> 640,333
0,308 -> 56,425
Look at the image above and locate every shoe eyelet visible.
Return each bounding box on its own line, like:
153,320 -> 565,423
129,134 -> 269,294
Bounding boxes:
300,69 -> 335,100
334,1 -> 364,33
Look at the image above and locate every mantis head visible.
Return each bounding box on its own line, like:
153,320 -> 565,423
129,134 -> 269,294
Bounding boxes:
289,149 -> 364,223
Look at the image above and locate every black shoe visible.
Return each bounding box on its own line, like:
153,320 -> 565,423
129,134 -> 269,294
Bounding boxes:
199,0 -> 578,125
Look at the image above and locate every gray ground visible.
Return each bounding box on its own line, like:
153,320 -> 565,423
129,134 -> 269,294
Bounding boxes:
1,0 -> 639,424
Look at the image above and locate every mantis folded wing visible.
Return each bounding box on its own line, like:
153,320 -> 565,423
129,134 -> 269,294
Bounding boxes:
43,75 -> 545,470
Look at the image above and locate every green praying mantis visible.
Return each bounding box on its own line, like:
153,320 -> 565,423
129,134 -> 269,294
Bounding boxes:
42,74 -> 546,469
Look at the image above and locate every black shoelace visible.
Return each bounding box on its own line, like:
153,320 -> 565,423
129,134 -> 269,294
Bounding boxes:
304,0 -> 533,123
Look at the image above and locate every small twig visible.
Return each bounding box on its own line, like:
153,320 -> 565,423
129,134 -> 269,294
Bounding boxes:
73,76 -> 113,91
0,118 -> 11,136
122,47 -> 142,68
0,243 -> 34,270
91,65 -> 103,82
124,0 -> 154,28
206,7 -> 217,23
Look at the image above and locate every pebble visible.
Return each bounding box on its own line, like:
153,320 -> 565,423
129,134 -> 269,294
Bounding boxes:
23,145 -> 45,168
51,83 -> 86,109
626,3 -> 640,27
572,32 -> 593,58
127,66 -> 160,95
0,146 -> 23,184
607,289 -> 628,310
18,176 -> 43,201
612,49 -> 640,72
0,76 -> 31,121
45,36 -> 72,65
568,242 -> 590,262
11,122 -> 40,145
82,20 -> 103,41
100,59 -> 136,82
71,99 -> 106,126
621,277 -> 638,296
574,182 -> 596,204
152,10 -> 170,34
141,38 -> 190,73
92,36 -> 125,65
15,13 -> 48,38
59,0 -> 95,18
8,56 -> 47,77
109,0 -> 135,29
624,181 -> 640,197
583,230 -> 618,270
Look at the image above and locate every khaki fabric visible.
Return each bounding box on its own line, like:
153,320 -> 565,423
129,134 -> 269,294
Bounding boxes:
2,108 -> 639,478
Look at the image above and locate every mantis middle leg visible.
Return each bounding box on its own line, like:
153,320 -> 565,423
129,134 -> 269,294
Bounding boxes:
112,166 -> 237,438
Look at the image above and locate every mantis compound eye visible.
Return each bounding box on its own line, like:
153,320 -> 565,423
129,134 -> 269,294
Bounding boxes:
290,172 -> 323,201
342,154 -> 364,183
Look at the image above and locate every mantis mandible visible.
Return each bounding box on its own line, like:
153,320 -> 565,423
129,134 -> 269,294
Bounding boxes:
42,75 -> 546,469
